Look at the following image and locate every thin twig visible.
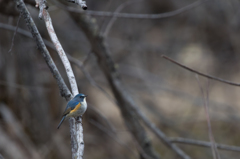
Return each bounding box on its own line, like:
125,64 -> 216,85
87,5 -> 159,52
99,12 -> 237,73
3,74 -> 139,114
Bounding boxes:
89,120 -> 138,158
67,54 -> 117,104
103,0 -> 139,37
88,104 -> 116,133
170,137 -> 240,153
52,0 -> 206,19
8,13 -> 22,54
0,80 -> 50,91
162,55 -> 240,87
196,76 -> 219,159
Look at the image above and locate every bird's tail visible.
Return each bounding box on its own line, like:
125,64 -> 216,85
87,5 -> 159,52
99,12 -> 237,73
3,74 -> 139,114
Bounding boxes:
57,116 -> 66,129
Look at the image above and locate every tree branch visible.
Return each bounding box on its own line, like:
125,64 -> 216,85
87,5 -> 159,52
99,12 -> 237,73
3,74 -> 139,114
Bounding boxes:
38,1 -> 84,158
162,55 -> 240,87
54,0 -> 206,19
67,0 -> 87,10
42,9 -> 79,96
13,0 -> 72,100
69,10 -> 192,158
13,0 -> 84,158
170,137 -> 240,153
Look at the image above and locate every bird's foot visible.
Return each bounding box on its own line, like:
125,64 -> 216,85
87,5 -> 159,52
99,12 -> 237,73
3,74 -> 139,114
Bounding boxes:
75,116 -> 83,124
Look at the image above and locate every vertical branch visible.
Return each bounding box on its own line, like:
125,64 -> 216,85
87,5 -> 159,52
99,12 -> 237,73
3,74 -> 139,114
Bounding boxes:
196,76 -> 220,159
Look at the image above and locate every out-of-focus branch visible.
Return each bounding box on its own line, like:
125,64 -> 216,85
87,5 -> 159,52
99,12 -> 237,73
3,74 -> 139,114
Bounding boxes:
0,22 -> 115,105
0,0 -> 34,16
67,54 -> 117,104
13,0 -> 72,101
0,154 -> 4,159
103,0 -> 139,37
69,11 -> 191,158
170,137 -> 240,153
88,104 -> 116,132
0,103 -> 42,159
89,120 -> 138,158
70,12 -> 161,159
196,77 -> 219,159
54,0 -> 206,19
162,55 -> 240,87
0,126 -> 28,159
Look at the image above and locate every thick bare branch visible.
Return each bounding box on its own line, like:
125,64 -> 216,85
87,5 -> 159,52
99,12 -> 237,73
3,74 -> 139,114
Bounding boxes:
12,1 -> 84,158
42,9 -> 79,96
39,2 -> 84,158
13,0 -> 72,100
0,22 -> 115,105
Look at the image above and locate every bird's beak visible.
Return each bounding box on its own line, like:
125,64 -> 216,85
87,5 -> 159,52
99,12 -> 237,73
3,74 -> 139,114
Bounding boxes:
84,95 -> 88,97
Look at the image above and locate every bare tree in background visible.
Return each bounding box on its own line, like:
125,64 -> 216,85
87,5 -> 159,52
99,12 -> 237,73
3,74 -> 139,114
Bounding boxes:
1,0 -> 240,159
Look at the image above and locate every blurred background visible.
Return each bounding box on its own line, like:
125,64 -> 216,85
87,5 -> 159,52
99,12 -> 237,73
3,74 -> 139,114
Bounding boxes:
1,0 -> 240,158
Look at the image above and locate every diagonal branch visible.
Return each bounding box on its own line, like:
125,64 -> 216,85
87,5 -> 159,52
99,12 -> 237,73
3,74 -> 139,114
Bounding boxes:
42,9 -> 79,96
103,0 -> 139,37
162,55 -> 240,87
38,1 -> 84,158
13,0 -> 72,101
13,0 -> 84,159
0,22 -> 116,106
70,11 -> 191,159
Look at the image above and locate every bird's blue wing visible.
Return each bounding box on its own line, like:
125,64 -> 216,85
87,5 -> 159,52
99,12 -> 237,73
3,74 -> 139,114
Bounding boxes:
62,100 -> 79,116
67,100 -> 79,109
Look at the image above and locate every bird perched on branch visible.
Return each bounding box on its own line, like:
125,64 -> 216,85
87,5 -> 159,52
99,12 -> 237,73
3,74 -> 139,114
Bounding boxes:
57,93 -> 88,129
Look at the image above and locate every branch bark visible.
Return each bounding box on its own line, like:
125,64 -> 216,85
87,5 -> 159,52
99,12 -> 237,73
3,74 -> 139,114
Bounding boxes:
13,0 -> 72,100
13,0 -> 84,159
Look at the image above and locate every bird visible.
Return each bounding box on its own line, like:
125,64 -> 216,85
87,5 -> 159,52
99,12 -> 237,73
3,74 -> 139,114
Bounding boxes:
57,93 -> 87,129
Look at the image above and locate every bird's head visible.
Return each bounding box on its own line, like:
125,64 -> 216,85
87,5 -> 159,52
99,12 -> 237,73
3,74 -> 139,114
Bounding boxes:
74,93 -> 87,102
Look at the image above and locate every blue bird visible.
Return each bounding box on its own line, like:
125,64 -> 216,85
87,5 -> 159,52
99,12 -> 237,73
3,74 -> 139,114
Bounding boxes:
57,93 -> 87,129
